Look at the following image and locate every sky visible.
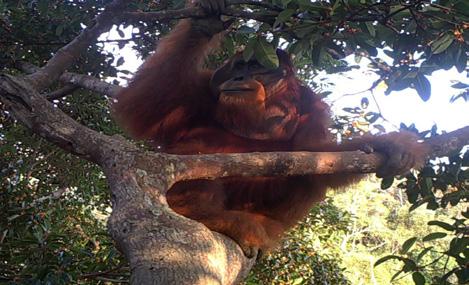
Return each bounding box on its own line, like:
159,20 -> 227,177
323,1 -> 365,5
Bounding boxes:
99,26 -> 469,133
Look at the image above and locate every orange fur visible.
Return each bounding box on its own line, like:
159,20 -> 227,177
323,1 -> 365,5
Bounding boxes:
113,18 -> 428,255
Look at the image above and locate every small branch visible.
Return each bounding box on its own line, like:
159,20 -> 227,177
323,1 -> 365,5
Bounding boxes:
122,7 -> 277,24
229,0 -> 282,11
45,84 -> 79,100
17,62 -> 121,97
60,72 -> 121,97
26,0 -> 128,90
31,187 -> 70,206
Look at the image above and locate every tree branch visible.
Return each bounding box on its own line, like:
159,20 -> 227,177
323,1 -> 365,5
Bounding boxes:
0,74 -> 120,164
26,0 -> 128,90
157,127 -> 469,187
45,84 -> 79,100
17,61 -> 121,97
60,72 -> 121,97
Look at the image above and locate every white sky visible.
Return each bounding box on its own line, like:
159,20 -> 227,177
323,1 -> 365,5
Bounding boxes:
99,26 -> 469,133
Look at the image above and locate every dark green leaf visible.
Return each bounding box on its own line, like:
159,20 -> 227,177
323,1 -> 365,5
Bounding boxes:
427,220 -> 454,231
276,9 -> 295,24
416,247 -> 433,262
365,22 -> 376,37
422,232 -> 447,242
431,33 -> 454,54
401,237 -> 417,254
361,97 -> 369,108
412,272 -> 426,285
451,82 -> 469,89
55,25 -> 64,36
381,177 -> 394,190
116,57 -> 124,67
455,45 -> 468,73
311,44 -> 323,66
455,268 -> 469,284
254,39 -> 279,69
403,259 -> 417,272
117,28 -> 125,38
414,73 -> 431,101
374,255 -> 402,267
391,269 -> 404,282
243,38 -> 256,62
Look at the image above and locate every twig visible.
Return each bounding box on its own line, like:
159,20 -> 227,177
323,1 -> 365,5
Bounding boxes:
45,84 -> 79,100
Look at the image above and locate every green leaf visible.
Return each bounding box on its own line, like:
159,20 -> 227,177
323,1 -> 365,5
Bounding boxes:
55,25 -> 64,36
451,82 -> 469,89
223,37 -> 235,55
428,220 -> 454,231
412,272 -> 426,285
391,269 -> 404,282
276,8 -> 295,23
455,44 -> 468,73
311,43 -> 323,66
361,97 -> 369,108
381,177 -> 394,190
374,255 -> 402,267
292,277 -> 304,285
365,22 -> 376,37
416,247 -> 433,262
455,268 -> 469,283
282,0 -> 292,7
422,232 -> 447,242
403,259 -> 417,272
254,38 -> 279,69
237,25 -> 256,34
401,237 -> 417,254
431,33 -> 454,54
117,28 -> 125,38
414,73 -> 431,101
243,38 -> 256,62
116,57 -> 124,67
449,237 -> 469,256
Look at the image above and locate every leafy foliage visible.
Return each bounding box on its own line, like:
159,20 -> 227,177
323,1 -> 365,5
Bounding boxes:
221,0 -> 468,101
374,126 -> 468,284
246,200 -> 351,285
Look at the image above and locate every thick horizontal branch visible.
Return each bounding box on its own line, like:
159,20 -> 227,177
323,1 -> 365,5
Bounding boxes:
172,150 -> 382,183
162,126 -> 469,185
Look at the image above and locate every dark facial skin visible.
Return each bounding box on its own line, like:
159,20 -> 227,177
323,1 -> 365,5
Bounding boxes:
210,50 -> 302,140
